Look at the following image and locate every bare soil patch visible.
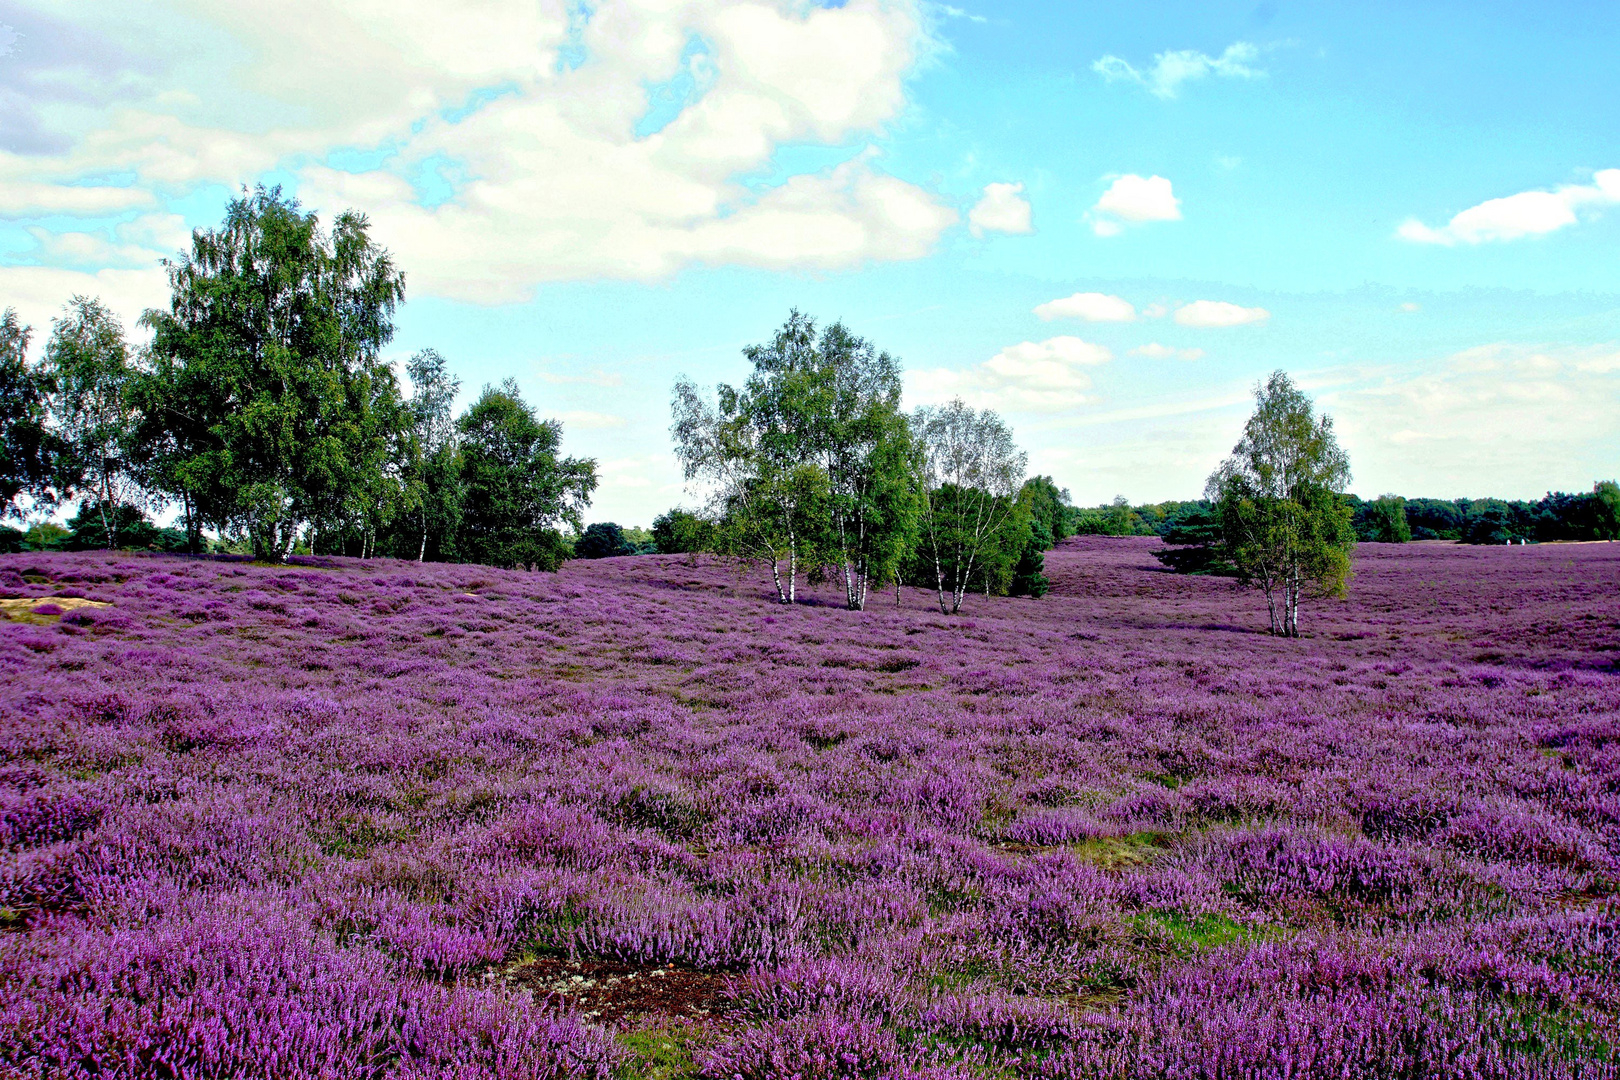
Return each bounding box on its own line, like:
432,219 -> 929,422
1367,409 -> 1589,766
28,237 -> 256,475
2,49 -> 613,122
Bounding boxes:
495,955 -> 732,1026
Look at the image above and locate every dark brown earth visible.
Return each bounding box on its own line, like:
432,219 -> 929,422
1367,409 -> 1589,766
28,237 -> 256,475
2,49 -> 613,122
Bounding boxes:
496,955 -> 733,1026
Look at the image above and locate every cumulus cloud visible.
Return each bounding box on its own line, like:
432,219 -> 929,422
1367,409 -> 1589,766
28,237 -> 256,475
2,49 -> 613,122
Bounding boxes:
1130,342 -> 1204,360
1089,174 -> 1180,236
908,336 -> 1111,413
1093,42 -> 1262,99
1033,291 -> 1135,322
1174,300 -> 1269,327
1397,169 -> 1620,245
0,0 -> 957,303
967,182 -> 1032,237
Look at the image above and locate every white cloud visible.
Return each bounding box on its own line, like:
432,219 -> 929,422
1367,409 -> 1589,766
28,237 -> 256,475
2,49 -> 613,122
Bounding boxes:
0,265 -> 169,342
1089,174 -> 1180,236
1130,342 -> 1204,361
1329,343 -> 1620,493
1141,302 -> 1169,319
1034,291 -> 1135,322
0,181 -> 156,217
967,181 -> 1032,237
1397,169 -> 1620,245
1093,42 -> 1262,99
907,335 -> 1112,413
1399,302 -> 1422,313
1174,300 -> 1269,327
0,0 -> 957,302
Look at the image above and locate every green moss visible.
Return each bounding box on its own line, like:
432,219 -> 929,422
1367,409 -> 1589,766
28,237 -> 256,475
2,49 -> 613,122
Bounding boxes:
1070,831 -> 1169,870
1130,909 -> 1273,952
616,1024 -> 702,1080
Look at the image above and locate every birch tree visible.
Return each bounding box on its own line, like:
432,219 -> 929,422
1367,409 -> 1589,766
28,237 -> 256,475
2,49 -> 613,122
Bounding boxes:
0,309 -> 58,520
912,399 -> 1027,615
671,375 -> 825,603
404,348 -> 461,562
42,297 -> 142,549
739,313 -> 917,611
1206,371 -> 1353,637
140,186 -> 407,562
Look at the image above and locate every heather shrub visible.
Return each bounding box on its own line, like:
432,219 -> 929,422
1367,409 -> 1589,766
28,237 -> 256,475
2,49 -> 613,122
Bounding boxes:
0,539 -> 1615,1077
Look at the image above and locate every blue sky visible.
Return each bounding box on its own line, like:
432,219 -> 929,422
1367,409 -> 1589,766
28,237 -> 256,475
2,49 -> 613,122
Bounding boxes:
2,0 -> 1616,525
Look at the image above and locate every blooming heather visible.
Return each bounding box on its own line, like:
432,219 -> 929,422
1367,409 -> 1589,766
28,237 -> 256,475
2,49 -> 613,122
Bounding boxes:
1,537 -> 1616,1078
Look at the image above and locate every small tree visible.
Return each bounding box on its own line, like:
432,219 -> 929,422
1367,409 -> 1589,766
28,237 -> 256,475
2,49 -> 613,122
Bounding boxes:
576,522 -> 634,559
43,297 -> 142,549
651,508 -> 713,554
1019,476 -> 1071,545
672,375 -> 825,603
456,380 -> 597,571
1207,371 -> 1353,637
912,399 -> 1028,615
1358,494 -> 1411,543
0,309 -> 58,520
1593,481 -> 1620,541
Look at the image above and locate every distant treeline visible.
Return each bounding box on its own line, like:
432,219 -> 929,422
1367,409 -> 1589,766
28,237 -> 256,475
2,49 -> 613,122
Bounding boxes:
1063,486 -> 1620,548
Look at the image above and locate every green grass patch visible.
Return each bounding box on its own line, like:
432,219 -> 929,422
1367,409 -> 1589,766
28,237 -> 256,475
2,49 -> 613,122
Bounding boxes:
1130,909 -> 1271,952
1070,831 -> 1169,870
616,1023 -> 702,1080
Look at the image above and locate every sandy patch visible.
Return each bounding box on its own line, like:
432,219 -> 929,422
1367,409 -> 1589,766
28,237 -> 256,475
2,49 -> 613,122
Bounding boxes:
1,596 -> 112,623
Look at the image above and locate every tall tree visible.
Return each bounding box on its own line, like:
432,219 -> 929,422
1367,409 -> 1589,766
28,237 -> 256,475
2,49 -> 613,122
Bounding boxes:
403,348 -> 462,562
1358,494 -> 1411,543
0,309 -> 57,520
139,186 -> 407,562
42,297 -> 141,549
455,380 -> 596,571
672,374 -> 826,603
912,399 -> 1028,615
1206,371 -> 1354,637
739,312 -> 919,611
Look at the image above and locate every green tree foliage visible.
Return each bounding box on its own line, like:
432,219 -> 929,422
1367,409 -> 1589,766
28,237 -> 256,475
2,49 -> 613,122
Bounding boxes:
1008,484 -> 1051,597
575,522 -> 636,559
651,508 -> 713,554
138,186 -> 408,562
399,348 -> 463,563
1019,475 -> 1071,545
1355,494 -> 1412,543
912,399 -> 1028,614
1207,371 -> 1354,637
673,311 -> 918,608
1594,481 -> 1620,541
456,380 -> 597,571
0,309 -> 57,519
740,312 -> 919,610
1151,502 -> 1236,575
54,501 -> 188,552
42,297 -> 142,550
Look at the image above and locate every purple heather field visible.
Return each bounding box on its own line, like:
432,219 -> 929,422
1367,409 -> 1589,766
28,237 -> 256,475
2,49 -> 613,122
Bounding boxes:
1,537 -> 1617,1079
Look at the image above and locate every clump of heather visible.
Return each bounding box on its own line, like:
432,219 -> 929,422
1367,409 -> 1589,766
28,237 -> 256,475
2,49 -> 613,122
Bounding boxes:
1,537 -> 1616,1078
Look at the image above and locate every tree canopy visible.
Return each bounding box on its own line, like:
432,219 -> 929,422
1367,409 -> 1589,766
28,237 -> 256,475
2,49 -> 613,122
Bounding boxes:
138,186 -> 408,561
1206,371 -> 1354,637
